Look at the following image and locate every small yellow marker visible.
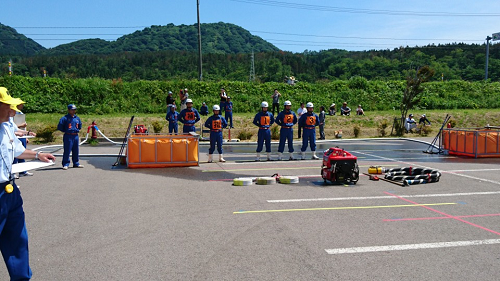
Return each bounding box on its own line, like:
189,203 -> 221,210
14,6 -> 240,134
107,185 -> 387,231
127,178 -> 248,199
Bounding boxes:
5,184 -> 13,194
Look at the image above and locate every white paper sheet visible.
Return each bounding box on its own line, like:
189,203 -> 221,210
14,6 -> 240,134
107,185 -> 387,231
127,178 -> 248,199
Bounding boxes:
12,160 -> 55,174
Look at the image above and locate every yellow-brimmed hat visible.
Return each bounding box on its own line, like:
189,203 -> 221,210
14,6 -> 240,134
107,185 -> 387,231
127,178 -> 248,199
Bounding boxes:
9,98 -> 25,112
0,87 -> 23,105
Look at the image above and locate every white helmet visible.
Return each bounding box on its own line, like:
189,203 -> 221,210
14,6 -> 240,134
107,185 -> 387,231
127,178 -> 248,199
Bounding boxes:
213,105 -> 220,111
284,100 -> 292,106
306,102 -> 314,108
261,101 -> 269,108
186,99 -> 193,103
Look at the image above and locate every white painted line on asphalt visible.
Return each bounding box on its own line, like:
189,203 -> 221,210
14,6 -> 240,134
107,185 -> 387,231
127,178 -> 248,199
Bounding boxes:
447,168 -> 500,172
325,239 -> 500,254
267,191 -> 500,203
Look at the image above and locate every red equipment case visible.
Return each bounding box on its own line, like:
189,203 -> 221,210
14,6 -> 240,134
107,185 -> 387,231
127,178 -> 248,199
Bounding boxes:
321,147 -> 359,184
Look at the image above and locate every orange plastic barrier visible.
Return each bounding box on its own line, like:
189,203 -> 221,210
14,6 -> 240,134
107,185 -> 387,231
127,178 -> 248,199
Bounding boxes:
127,134 -> 199,168
442,129 -> 500,158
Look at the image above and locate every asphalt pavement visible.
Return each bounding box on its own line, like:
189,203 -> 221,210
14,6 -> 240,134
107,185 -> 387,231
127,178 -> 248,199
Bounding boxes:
2,137 -> 500,280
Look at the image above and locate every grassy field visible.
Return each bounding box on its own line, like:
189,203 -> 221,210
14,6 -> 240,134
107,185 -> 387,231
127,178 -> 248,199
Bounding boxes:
25,109 -> 500,143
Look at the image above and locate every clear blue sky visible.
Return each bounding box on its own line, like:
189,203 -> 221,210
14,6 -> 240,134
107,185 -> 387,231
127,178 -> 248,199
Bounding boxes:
3,0 -> 500,52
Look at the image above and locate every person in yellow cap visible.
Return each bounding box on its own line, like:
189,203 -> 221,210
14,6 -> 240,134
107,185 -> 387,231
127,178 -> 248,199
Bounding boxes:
9,101 -> 37,178
0,87 -> 56,280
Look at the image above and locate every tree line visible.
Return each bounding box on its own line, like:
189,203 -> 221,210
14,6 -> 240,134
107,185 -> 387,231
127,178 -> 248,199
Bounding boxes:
1,42 -> 499,83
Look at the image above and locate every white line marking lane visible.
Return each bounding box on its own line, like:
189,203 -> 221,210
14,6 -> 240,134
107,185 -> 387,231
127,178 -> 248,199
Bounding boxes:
326,239 -> 500,254
267,191 -> 500,203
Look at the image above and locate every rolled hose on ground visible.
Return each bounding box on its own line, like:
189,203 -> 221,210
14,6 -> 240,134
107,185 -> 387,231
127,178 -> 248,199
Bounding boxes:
385,167 -> 438,176
404,178 -> 440,186
278,176 -> 299,184
233,178 -> 253,186
385,172 -> 441,181
256,177 -> 277,185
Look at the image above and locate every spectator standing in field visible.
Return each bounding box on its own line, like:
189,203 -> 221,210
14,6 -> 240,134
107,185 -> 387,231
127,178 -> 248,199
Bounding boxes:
219,88 -> 228,116
180,89 -> 189,111
319,106 -> 326,140
296,102 -> 306,138
271,89 -> 281,116
225,96 -> 234,128
340,102 -> 351,116
200,102 -> 209,116
166,91 -> 175,109
356,104 -> 365,116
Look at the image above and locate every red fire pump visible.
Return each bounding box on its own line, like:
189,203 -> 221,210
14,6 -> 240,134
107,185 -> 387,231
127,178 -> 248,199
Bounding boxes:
321,147 -> 359,184
133,125 -> 148,135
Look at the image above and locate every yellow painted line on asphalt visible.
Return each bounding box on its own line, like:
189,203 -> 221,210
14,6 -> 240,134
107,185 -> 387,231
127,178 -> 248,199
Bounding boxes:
233,202 -> 457,214
203,164 -> 398,173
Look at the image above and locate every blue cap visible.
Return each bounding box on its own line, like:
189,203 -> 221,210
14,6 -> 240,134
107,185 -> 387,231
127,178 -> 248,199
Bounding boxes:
68,104 -> 77,110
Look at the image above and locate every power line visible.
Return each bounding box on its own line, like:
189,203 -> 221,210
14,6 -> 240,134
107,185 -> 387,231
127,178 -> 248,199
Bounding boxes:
251,30 -> 484,42
12,26 -> 147,29
230,0 -> 500,17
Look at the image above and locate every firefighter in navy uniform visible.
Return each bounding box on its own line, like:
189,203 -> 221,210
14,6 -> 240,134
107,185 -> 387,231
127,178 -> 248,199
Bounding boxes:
58,104 -> 84,170
298,102 -> 320,160
204,105 -> 228,163
0,87 -> 56,280
253,101 -> 274,161
166,104 -> 179,134
275,100 -> 297,160
179,99 -> 200,133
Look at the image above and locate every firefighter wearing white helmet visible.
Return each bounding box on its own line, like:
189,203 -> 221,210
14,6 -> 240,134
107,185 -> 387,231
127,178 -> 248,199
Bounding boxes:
298,102 -> 320,160
179,98 -> 200,133
204,104 -> 228,162
275,100 -> 297,160
253,101 -> 275,161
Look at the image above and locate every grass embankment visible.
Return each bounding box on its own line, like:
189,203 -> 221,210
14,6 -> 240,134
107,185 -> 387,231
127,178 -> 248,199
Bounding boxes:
26,109 -> 500,144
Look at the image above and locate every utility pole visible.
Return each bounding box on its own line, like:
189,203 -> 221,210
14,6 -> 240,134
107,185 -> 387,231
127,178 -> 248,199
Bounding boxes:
197,0 -> 203,81
485,35 -> 492,80
249,50 -> 255,82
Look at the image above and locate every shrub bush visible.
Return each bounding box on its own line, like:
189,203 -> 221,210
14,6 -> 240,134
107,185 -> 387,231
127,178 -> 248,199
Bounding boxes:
151,120 -> 163,133
378,120 -> 389,137
36,125 -> 57,143
353,125 -> 361,138
237,130 -> 253,140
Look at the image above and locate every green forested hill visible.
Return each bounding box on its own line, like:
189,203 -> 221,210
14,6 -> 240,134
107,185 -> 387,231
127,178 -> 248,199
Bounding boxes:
39,22 -> 279,55
1,22 -> 499,82
0,23 -> 45,55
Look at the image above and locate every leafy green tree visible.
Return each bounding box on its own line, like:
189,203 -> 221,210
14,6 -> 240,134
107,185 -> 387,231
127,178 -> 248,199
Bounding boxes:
396,65 -> 435,136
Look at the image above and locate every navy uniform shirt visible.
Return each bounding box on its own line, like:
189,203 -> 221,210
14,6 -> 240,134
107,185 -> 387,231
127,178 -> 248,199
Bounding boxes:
299,112 -> 320,129
275,110 -> 298,128
57,114 -> 82,134
204,114 -> 228,132
166,111 -> 179,124
179,108 -> 201,125
253,111 -> 275,129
